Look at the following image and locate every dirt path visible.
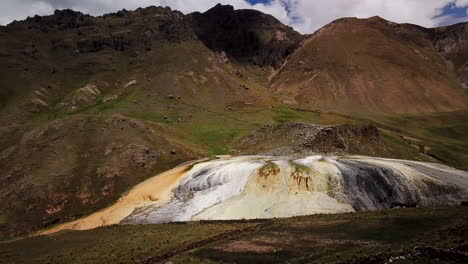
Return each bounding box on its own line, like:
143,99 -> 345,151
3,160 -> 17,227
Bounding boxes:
132,220 -> 274,264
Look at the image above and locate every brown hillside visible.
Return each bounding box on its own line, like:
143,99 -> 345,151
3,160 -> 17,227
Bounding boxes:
269,16 -> 466,114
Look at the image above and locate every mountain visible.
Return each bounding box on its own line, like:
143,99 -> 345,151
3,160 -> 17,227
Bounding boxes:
0,4 -> 467,238
270,16 -> 467,114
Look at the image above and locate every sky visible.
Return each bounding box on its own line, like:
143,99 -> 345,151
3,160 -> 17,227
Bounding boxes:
0,0 -> 467,33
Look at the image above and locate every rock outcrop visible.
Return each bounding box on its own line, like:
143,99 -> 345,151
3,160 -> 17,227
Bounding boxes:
60,84 -> 101,110
191,4 -> 303,68
236,123 -> 386,156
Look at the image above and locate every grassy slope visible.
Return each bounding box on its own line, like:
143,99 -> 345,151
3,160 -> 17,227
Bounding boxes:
1,206 -> 466,264
367,110 -> 468,170
173,207 -> 468,264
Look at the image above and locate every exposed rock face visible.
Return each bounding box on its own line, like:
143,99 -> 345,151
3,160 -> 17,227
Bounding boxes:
37,7 -> 195,54
119,144 -> 158,168
60,84 -> 101,110
30,98 -> 49,112
124,80 -> 137,88
15,9 -> 93,32
191,4 -> 303,68
236,123 -> 385,156
430,23 -> 468,89
393,21 -> 468,90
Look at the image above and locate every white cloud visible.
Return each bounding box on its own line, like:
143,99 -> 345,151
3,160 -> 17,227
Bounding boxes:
286,0 -> 468,33
455,0 -> 468,6
0,0 -> 467,33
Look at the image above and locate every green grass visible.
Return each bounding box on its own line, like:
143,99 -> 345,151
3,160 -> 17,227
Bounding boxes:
0,214 -> 7,225
272,107 -> 302,124
2,207 -> 466,264
126,111 -> 165,123
0,222 -> 256,264
186,122 -> 248,155
68,91 -> 136,116
290,161 -> 313,175
426,124 -> 468,142
258,162 -> 281,177
379,132 -> 427,161
360,111 -> 468,169
426,143 -> 468,170
171,206 -> 467,264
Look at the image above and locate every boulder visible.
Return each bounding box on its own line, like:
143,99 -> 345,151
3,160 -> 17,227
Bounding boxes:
67,84 -> 101,110
124,80 -> 137,88
31,98 -> 49,112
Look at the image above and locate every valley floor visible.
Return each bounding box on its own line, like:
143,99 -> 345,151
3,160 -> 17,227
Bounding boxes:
1,206 -> 467,264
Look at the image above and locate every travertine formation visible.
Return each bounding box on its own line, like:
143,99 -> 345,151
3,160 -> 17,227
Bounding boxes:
45,155 -> 468,234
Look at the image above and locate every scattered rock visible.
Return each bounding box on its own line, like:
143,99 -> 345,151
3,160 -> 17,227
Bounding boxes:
217,51 -> 229,63
120,144 -> 157,168
59,84 -> 101,111
124,80 -> 137,88
103,94 -> 119,103
101,184 -> 114,196
97,166 -> 121,178
31,98 -> 49,112
237,123 -> 384,156
235,70 -> 246,78
22,43 -> 39,56
104,115 -> 146,131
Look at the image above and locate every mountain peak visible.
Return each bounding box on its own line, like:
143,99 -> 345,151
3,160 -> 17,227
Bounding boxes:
192,4 -> 303,67
207,3 -> 235,13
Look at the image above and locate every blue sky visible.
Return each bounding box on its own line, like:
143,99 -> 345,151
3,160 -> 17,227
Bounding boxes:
439,3 -> 468,25
247,0 -> 271,3
246,0 -> 468,26
245,0 -> 468,32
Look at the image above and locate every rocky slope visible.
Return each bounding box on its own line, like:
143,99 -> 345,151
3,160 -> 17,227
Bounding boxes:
429,22 -> 468,90
191,4 -> 303,68
0,114 -> 200,236
235,123 -> 385,156
269,16 -> 467,114
0,4 -> 467,237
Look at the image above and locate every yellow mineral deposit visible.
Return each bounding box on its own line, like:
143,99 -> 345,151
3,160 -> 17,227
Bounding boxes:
41,164 -> 192,235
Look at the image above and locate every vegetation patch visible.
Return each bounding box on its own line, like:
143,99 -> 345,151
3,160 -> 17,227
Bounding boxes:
258,162 -> 281,178
272,107 -> 302,124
